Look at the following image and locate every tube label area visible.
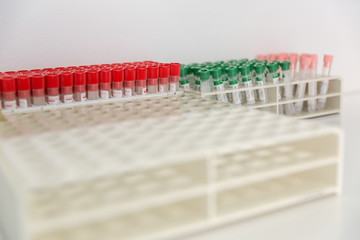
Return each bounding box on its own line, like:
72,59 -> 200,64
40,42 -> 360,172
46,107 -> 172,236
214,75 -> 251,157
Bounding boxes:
48,95 -> 60,105
64,94 -> 73,103
4,100 -> 17,110
80,92 -> 86,101
100,90 -> 109,99
19,99 -> 28,108
125,88 -> 132,97
169,83 -> 176,92
159,85 -> 164,93
113,90 -> 123,98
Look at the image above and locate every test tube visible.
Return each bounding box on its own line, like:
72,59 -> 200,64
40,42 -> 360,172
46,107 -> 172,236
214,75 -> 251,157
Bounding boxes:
136,67 -> 147,95
1,76 -> 17,110
211,68 -> 228,103
253,64 -> 268,104
280,61 -> 295,115
318,55 -> 334,110
225,66 -> 241,104
267,62 -> 283,114
180,65 -> 190,89
159,64 -> 170,93
170,63 -> 181,93
147,66 -> 159,94
74,71 -> 87,101
99,69 -> 111,99
191,66 -> 200,90
45,73 -> 60,105
111,67 -> 124,98
60,72 -> 74,103
307,54 -> 318,112
86,70 -> 100,100
16,75 -> 31,108
124,68 -> 136,96
198,69 -> 211,99
289,53 -> 299,80
31,74 -> 46,106
294,56 -> 311,114
239,65 -> 255,105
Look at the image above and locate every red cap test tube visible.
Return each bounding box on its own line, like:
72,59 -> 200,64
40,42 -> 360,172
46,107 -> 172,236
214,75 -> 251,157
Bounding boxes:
87,70 -> 100,100
170,63 -> 181,92
147,65 -> 159,94
159,64 -> 170,93
99,69 -> 111,99
46,73 -> 60,105
16,75 -> 31,108
111,67 -> 124,98
136,67 -> 147,95
31,74 -> 46,106
1,76 -> 17,110
74,71 -> 87,102
124,68 -> 135,97
60,71 -> 74,103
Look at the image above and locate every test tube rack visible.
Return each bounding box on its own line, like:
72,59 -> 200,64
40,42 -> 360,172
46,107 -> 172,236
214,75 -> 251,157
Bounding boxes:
185,75 -> 342,119
0,94 -> 342,240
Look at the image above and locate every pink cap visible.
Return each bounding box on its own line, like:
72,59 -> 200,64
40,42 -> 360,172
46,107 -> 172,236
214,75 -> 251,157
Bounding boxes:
324,55 -> 334,67
257,55 -> 267,60
289,53 -> 298,69
279,53 -> 289,62
300,57 -> 311,70
268,54 -> 279,61
310,54 -> 318,69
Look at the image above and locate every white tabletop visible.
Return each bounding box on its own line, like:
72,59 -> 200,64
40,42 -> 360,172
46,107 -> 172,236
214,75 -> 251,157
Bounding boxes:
1,92 -> 359,240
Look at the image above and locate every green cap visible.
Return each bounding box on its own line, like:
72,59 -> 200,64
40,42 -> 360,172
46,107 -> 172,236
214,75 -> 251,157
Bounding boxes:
180,65 -> 189,77
239,58 -> 248,63
225,66 -> 238,78
198,69 -> 210,81
280,61 -> 290,71
260,60 -> 268,65
213,80 -> 222,86
191,66 -> 200,76
229,79 -> 238,85
211,68 -> 222,79
214,60 -> 224,65
267,62 -> 279,73
238,65 -> 251,76
254,64 -> 266,74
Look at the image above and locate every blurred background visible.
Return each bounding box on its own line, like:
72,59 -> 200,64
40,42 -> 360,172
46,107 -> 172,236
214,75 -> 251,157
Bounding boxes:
1,0 -> 360,93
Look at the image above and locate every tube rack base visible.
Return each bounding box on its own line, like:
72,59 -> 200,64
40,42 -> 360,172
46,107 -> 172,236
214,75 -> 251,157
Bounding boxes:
0,94 -> 342,240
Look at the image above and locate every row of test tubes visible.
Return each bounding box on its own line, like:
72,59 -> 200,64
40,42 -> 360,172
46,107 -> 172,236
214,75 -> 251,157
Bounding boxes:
180,53 -> 334,115
257,53 -> 334,115
0,62 -> 181,110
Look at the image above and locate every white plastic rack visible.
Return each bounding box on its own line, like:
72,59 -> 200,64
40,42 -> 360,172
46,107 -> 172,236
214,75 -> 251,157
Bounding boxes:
0,94 -> 342,240
185,75 -> 342,119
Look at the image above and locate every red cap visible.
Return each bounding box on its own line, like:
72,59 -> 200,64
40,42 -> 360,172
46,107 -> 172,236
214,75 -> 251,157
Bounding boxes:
159,64 -> 170,78
136,67 -> 147,80
16,76 -> 31,91
170,63 -> 181,76
100,64 -> 111,68
87,70 -> 99,84
148,66 -> 159,79
60,72 -> 73,87
42,68 -> 54,72
100,69 -> 112,83
5,71 -> 17,77
31,75 -> 45,89
74,71 -> 86,85
45,73 -> 60,88
17,70 -> 29,75
1,76 -> 16,92
125,68 -> 136,81
112,68 -> 124,82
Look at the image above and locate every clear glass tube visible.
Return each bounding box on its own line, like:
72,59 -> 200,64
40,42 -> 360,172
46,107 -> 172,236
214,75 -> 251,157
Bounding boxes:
147,79 -> 158,94
87,84 -> 99,100
112,82 -> 123,98
74,85 -> 86,101
267,72 -> 283,114
294,67 -> 308,114
282,70 -> 295,115
124,80 -> 135,96
2,91 -> 17,109
227,76 -> 241,104
307,67 -> 317,112
18,90 -> 31,108
180,77 -> 190,90
61,86 -> 73,103
47,88 -> 60,105
194,80 -> 201,92
255,73 -> 268,104
318,60 -> 332,110
32,89 -> 46,106
158,78 -> 169,93
213,80 -> 228,103
241,74 -> 255,105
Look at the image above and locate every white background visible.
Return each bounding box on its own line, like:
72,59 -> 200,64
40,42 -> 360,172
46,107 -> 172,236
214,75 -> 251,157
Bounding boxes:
1,0 -> 360,93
